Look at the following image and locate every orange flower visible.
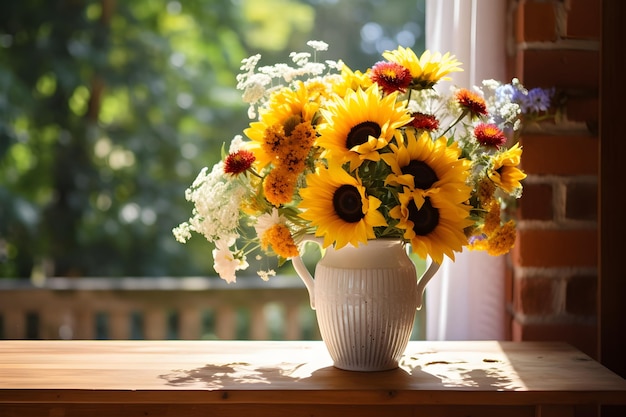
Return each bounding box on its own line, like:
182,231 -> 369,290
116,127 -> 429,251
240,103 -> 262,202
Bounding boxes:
369,61 -> 412,95
264,167 -> 297,207
474,123 -> 506,148
456,88 -> 487,117
408,112 -> 439,131
261,223 -> 299,258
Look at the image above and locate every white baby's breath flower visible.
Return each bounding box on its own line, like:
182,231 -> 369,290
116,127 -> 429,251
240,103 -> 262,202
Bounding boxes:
325,59 -> 343,71
307,40 -> 328,51
498,102 -> 522,126
212,238 -> 248,283
257,269 -> 276,282
240,54 -> 261,72
238,73 -> 272,107
290,52 -> 311,66
172,222 -> 192,243
482,79 -> 500,91
228,135 -> 245,153
258,63 -> 288,79
302,62 -> 326,76
241,82 -> 266,105
179,162 -> 252,245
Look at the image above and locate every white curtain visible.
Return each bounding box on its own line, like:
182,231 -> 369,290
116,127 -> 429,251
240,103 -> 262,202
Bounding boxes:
425,0 -> 508,340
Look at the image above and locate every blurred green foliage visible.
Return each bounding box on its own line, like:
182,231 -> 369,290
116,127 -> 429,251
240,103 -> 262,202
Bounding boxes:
0,0 -> 424,278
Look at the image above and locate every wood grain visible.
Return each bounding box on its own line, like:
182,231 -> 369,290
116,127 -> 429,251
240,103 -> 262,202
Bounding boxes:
0,340 -> 624,416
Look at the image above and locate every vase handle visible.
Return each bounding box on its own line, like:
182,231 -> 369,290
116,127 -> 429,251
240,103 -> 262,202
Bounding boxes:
291,236 -> 322,310
416,259 -> 441,310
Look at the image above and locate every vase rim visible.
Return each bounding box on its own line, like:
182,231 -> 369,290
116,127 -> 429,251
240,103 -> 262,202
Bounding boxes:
341,238 -> 406,249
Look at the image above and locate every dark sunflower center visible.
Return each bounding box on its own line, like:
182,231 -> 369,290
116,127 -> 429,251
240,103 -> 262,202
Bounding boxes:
283,115 -> 302,136
346,121 -> 381,149
407,197 -> 440,236
332,184 -> 364,223
401,160 -> 438,189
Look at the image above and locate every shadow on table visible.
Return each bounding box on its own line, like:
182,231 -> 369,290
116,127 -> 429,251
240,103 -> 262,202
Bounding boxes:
158,355 -> 518,391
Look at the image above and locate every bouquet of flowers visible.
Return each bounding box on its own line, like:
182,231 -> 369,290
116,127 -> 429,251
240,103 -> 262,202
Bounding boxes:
173,41 -> 554,283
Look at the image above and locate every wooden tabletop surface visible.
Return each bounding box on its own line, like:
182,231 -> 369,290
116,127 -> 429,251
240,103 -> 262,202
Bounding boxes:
1,340 -> 626,406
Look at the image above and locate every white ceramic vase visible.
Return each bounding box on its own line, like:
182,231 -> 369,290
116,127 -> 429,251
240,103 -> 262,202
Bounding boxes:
292,237 -> 440,371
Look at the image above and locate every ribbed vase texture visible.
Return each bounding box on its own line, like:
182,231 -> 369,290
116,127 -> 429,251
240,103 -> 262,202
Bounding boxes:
313,240 -> 418,371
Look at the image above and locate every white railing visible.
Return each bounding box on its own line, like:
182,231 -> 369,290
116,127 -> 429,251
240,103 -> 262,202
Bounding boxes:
0,276 -> 319,340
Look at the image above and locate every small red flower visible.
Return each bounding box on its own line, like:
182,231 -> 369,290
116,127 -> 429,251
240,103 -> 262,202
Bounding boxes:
474,123 -> 507,148
369,61 -> 412,95
224,149 -> 256,175
408,112 -> 440,131
455,88 -> 487,117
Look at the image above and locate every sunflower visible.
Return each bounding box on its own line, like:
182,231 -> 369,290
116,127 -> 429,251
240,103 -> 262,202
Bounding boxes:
382,129 -> 472,204
298,164 -> 388,249
488,143 -> 526,193
317,84 -> 412,171
380,129 -> 473,263
382,47 -> 462,90
389,188 -> 473,264
332,64 -> 373,98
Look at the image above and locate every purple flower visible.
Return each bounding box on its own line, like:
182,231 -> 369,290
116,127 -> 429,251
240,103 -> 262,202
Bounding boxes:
468,234 -> 487,245
495,83 -> 516,105
515,87 -> 554,114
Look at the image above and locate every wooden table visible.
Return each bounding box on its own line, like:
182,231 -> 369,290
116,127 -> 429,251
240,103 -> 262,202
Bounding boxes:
1,340 -> 625,417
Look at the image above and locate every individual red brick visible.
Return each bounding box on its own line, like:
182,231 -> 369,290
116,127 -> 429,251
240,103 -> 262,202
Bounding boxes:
566,0 -> 601,39
519,134 -> 599,175
513,276 -> 559,316
519,183 -> 553,221
565,182 -> 598,221
522,50 -> 599,90
564,96 -> 599,126
565,275 -> 597,316
511,320 -> 598,359
517,1 -> 558,42
514,229 -> 598,268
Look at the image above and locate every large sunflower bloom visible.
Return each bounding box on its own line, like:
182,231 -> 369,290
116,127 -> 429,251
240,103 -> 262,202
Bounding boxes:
488,143 -> 527,193
317,84 -> 412,171
390,188 -> 473,264
382,47 -> 462,90
382,130 -> 472,204
298,164 -> 388,249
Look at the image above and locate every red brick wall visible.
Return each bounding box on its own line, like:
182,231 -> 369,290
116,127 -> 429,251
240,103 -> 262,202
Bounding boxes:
506,0 -> 600,358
